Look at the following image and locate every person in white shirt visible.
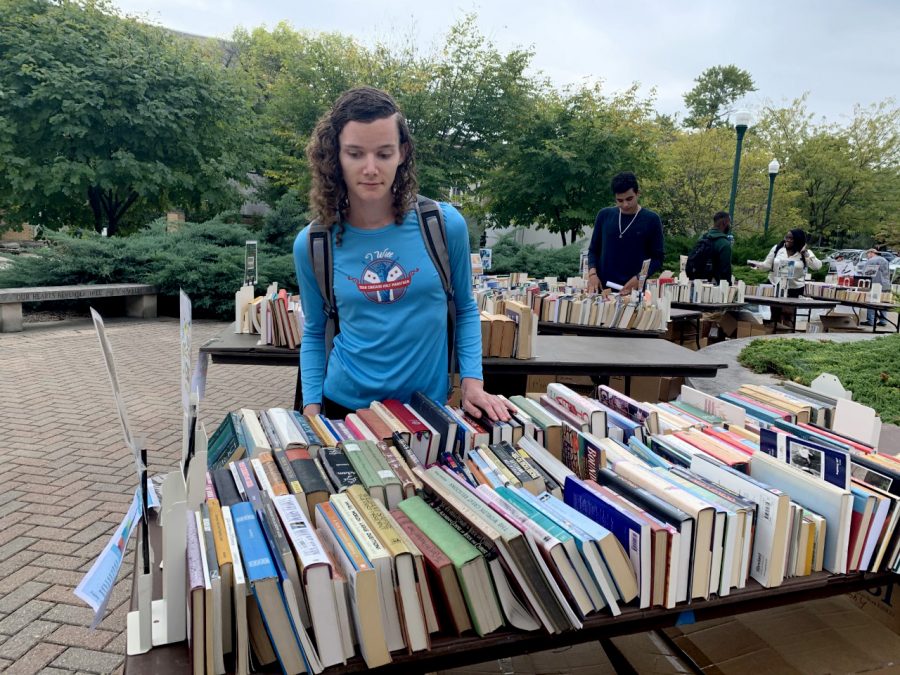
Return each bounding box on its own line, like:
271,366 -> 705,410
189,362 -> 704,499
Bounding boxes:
749,229 -> 823,298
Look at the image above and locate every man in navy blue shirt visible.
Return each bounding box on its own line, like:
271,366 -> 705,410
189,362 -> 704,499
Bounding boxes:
587,172 -> 664,293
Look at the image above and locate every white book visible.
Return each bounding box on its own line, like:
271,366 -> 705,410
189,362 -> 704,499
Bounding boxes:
268,408 -> 308,450
690,453 -> 789,588
749,452 -> 852,574
330,494 -> 405,652
239,409 -> 271,458
273,495 -> 345,668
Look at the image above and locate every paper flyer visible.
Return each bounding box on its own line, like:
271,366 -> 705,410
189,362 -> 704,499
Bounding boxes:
180,290 -> 192,415
73,486 -> 158,628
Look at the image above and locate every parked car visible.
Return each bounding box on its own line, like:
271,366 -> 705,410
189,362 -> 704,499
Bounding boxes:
824,249 -> 865,274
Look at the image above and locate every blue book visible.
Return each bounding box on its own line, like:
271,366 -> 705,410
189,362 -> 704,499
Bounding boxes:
718,393 -> 784,425
760,429 -> 850,490
772,419 -> 849,452
518,489 -> 638,607
231,501 -> 311,674
627,437 -> 672,470
564,476 -> 650,608
594,402 -> 644,442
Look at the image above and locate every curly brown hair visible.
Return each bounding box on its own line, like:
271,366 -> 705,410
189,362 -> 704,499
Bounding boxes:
306,87 -> 418,244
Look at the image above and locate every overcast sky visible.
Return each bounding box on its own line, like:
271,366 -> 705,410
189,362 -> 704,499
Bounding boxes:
110,0 -> 898,124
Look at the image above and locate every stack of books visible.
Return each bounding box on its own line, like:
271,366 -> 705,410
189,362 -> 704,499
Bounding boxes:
658,279 -> 746,305
803,282 -> 894,304
190,377 -> 898,674
234,282 -> 303,348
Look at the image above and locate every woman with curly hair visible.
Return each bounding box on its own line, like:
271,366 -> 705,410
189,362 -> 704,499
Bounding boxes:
294,86 -> 511,421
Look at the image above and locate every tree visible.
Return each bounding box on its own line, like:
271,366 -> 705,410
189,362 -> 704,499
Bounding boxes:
642,126 -> 804,236
755,97 -> 900,246
233,15 -> 536,202
683,65 -> 756,130
477,84 -> 660,246
0,0 -> 253,235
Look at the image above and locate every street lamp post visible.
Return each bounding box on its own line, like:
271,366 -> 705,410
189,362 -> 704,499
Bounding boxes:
728,109 -> 752,224
764,158 -> 780,236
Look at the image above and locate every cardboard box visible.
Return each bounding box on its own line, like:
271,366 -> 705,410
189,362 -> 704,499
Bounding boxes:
609,632 -> 694,674
438,640 -> 617,674
526,374 -> 557,392
848,582 -> 900,635
664,595 -> 900,674
658,376 -> 684,402
820,313 -> 863,332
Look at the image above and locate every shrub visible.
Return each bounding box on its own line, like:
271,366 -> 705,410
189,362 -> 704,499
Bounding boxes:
489,234 -> 582,278
738,335 -> 900,424
0,217 -> 298,318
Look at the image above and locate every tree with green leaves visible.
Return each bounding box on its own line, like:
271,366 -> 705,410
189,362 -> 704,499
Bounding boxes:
642,126 -> 804,236
476,84 -> 660,246
233,15 -> 536,203
0,0 -> 253,235
683,65 -> 756,129
755,97 -> 900,246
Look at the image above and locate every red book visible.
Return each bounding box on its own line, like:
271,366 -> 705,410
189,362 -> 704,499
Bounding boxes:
701,427 -> 757,456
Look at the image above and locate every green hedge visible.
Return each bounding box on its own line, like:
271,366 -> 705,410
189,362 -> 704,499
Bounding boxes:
0,215 -> 299,318
738,335 -> 900,425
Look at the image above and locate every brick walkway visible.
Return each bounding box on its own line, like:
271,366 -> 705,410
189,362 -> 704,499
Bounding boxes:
0,318 -> 295,674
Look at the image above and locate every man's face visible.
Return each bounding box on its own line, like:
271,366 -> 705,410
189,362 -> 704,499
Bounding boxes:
720,218 -> 731,234
615,189 -> 640,215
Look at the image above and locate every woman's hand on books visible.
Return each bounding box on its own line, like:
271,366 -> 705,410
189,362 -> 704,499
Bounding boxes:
587,272 -> 600,293
303,403 -> 321,416
461,378 -> 514,422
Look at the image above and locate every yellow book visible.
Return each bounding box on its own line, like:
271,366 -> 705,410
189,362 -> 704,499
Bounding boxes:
476,446 -> 521,488
206,497 -> 234,656
345,485 -> 429,652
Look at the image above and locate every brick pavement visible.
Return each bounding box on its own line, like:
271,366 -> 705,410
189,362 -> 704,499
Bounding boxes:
0,318 -> 295,674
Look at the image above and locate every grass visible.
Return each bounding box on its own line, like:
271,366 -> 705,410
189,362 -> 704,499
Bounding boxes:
737,334 -> 900,425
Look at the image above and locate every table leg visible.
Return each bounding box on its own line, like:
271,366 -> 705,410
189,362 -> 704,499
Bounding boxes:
694,317 -> 701,350
293,368 -> 303,411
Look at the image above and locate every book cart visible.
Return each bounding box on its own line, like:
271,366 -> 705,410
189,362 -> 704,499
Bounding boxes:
742,296 -> 838,334
537,307 -> 703,349
124,518 -> 894,675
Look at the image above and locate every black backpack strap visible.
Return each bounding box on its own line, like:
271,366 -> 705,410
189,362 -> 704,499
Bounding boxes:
307,221 -> 338,390
414,196 -> 457,398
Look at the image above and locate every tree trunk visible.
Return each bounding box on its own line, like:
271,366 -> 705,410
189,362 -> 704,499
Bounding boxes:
559,230 -> 568,246
87,186 -> 104,234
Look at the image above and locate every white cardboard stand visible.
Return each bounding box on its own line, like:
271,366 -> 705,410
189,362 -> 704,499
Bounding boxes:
151,469 -> 187,646
126,564 -> 153,654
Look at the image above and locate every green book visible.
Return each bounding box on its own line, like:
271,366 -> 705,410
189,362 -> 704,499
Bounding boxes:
669,400 -> 723,425
397,495 -> 490,636
339,440 -> 386,506
359,440 -> 403,510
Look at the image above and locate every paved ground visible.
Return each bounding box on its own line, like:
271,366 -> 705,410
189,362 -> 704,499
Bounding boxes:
0,318 -> 295,674
0,317 -> 896,674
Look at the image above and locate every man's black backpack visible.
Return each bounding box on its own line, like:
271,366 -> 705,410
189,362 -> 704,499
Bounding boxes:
685,235 -> 716,280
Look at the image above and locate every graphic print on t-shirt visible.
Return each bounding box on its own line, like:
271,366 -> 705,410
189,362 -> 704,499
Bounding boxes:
348,247 -> 419,303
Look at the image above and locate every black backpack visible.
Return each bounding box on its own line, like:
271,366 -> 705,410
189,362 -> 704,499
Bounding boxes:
306,195 -> 457,402
685,235 -> 716,280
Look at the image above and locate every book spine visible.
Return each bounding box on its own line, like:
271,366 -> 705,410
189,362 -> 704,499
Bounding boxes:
273,449 -> 304,497
489,442 -> 532,485
319,448 -> 361,492
292,412 -> 324,448
258,451 -> 289,496
234,459 -> 262,507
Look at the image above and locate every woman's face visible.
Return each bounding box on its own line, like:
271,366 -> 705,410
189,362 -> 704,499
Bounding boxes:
338,115 -> 406,210
784,232 -> 795,251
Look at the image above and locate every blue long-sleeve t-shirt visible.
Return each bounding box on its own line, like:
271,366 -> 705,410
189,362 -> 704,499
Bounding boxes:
293,202 -> 483,410
587,206 -> 665,286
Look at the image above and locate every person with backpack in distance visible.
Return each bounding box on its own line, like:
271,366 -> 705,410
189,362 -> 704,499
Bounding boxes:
587,172 -> 664,293
686,211 -> 733,283
294,87 -> 512,421
748,228 -> 822,297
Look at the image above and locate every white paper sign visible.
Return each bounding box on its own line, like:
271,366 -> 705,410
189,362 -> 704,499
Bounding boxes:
180,290 -> 192,415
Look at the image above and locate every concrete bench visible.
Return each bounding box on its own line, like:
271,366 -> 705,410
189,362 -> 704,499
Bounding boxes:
0,283 -> 158,332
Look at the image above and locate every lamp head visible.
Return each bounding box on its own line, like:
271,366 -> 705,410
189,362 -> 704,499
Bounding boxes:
768,159 -> 780,175
734,109 -> 751,130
